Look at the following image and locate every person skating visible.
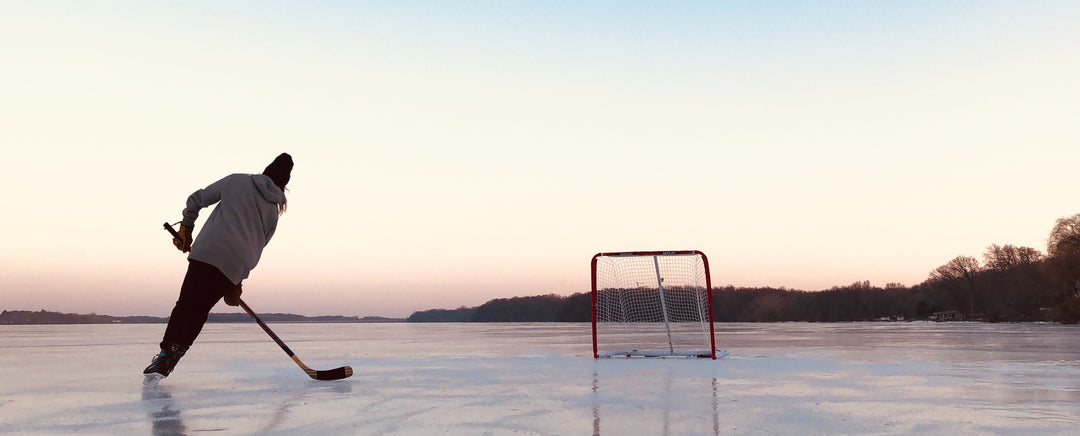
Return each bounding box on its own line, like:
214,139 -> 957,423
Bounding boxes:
144,153 -> 293,384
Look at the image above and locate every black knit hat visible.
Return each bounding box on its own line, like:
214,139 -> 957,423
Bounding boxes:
263,153 -> 293,191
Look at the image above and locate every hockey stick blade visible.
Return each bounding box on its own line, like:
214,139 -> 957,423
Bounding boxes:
290,354 -> 353,380
310,365 -> 353,381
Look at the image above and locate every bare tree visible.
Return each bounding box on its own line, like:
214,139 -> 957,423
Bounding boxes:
1047,214 -> 1080,321
929,256 -> 980,282
1048,214 -> 1080,259
929,255 -> 981,315
983,244 -> 1043,272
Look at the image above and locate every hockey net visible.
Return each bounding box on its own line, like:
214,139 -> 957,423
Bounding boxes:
591,251 -> 716,359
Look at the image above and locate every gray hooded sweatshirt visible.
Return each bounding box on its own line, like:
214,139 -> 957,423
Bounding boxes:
181,173 -> 285,284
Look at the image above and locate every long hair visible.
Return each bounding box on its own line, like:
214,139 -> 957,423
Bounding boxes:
262,153 -> 293,217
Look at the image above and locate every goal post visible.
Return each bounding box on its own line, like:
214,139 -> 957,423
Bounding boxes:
591,250 -> 717,359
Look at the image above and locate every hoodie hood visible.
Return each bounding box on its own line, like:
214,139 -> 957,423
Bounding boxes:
253,174 -> 286,204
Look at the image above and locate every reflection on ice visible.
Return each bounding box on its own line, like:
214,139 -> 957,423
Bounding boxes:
592,367 -> 721,436
142,386 -> 187,436
0,322 -> 1078,435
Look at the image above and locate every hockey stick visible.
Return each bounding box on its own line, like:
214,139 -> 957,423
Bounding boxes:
237,299 -> 353,381
163,222 -> 353,381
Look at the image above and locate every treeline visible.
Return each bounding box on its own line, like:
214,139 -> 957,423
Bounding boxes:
407,294 -> 590,322
204,313 -> 402,323
407,213 -> 1080,324
11,214 -> 1080,325
403,260 -> 1067,323
0,309 -> 403,325
405,278 -> 1051,324
0,310 -> 166,325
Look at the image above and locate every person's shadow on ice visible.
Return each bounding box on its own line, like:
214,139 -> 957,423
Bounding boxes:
141,386 -> 187,436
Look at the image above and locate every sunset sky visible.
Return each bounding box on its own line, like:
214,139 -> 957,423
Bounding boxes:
3,1 -> 1078,317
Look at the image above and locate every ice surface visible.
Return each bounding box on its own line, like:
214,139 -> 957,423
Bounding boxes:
1,322 -> 1078,435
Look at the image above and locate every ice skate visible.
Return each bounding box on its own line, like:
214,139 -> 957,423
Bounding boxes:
142,342 -> 187,386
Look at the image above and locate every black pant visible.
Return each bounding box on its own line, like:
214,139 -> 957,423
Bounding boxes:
161,260 -> 232,349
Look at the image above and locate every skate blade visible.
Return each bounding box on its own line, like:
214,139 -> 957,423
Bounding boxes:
143,373 -> 164,388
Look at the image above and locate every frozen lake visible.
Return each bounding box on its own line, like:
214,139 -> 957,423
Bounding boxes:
1,322 -> 1078,435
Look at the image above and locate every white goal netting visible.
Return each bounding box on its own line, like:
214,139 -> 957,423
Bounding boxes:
592,251 -> 716,358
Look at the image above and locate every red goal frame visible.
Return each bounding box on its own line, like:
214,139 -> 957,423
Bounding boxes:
591,250 -> 716,359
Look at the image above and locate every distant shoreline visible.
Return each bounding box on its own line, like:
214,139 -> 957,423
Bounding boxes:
0,309 -> 404,325
1,308 -> 1060,326
5,279 -> 1071,325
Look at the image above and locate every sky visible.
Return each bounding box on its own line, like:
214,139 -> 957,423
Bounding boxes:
2,1 -> 1079,317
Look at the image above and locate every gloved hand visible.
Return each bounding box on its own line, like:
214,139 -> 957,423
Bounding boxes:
224,282 -> 242,306
172,224 -> 193,253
